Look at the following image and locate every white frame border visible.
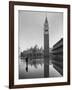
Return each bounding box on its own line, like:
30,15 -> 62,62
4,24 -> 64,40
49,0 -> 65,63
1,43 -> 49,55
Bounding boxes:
14,5 -> 68,85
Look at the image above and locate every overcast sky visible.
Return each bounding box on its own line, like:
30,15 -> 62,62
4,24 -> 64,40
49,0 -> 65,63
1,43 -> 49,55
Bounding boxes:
18,10 -> 63,51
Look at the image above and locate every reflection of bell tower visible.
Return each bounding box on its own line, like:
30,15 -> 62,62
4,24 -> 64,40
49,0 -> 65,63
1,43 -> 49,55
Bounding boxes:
44,16 -> 49,77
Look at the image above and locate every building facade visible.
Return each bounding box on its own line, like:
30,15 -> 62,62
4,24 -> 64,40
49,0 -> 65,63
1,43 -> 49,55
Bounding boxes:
52,38 -> 63,75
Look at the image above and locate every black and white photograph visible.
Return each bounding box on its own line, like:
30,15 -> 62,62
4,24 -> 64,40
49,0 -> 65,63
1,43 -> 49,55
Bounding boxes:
9,1 -> 70,88
18,11 -> 63,79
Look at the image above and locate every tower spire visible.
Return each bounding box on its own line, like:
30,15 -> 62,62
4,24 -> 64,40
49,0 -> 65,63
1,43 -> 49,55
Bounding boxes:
44,14 -> 49,34
45,13 -> 48,23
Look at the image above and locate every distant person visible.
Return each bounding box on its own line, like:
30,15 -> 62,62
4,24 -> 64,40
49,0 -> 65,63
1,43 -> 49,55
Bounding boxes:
25,57 -> 28,72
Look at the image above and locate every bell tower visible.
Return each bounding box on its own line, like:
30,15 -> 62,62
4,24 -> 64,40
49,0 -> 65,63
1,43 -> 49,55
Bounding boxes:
44,16 -> 49,77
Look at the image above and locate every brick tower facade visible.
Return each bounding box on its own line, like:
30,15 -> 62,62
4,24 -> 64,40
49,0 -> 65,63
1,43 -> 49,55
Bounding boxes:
44,16 -> 49,77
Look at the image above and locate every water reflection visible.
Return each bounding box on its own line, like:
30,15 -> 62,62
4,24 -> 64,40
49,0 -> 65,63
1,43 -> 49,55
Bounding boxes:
19,57 -> 44,79
19,57 -> 62,79
44,57 -> 49,77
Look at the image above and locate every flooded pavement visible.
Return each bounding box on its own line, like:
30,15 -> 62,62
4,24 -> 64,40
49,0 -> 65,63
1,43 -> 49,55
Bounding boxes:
19,58 -> 62,79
